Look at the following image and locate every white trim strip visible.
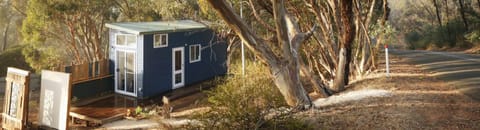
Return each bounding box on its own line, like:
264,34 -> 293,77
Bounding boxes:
7,67 -> 29,76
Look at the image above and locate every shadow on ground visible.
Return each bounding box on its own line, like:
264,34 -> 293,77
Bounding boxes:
303,52 -> 480,129
391,49 -> 480,102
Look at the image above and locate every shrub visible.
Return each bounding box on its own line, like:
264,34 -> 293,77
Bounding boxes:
404,20 -> 471,49
465,30 -> 480,45
0,45 -> 33,76
404,31 -> 422,49
190,62 -> 311,129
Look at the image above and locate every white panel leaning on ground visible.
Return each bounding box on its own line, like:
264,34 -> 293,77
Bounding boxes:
38,70 -> 71,130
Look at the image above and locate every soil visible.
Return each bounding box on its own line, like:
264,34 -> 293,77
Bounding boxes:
299,54 -> 480,129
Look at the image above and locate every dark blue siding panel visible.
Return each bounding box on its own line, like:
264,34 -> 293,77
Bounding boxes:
184,32 -> 227,85
72,77 -> 114,100
142,34 -> 172,99
109,60 -> 115,75
141,29 -> 227,98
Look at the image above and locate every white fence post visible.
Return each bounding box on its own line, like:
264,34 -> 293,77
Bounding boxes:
240,1 -> 246,76
385,44 -> 390,77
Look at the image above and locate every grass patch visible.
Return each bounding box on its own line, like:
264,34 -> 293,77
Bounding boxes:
188,62 -> 312,129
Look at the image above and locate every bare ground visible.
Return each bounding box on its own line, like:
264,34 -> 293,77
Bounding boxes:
299,54 -> 480,129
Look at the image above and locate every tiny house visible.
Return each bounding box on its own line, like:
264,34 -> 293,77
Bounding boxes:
106,20 -> 227,99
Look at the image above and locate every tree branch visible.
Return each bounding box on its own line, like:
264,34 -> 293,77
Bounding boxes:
248,0 -> 276,32
206,0 -> 279,66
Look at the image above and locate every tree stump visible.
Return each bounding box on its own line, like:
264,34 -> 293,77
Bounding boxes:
162,96 -> 171,119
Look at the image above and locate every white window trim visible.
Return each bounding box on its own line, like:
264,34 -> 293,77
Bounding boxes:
114,50 -> 138,97
154,34 -> 168,48
172,47 -> 185,88
189,44 -> 201,63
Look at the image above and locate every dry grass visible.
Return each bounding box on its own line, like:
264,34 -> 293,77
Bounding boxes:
299,55 -> 480,129
465,45 -> 480,54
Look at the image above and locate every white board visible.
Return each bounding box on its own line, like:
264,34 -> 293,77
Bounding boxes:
38,70 -> 71,130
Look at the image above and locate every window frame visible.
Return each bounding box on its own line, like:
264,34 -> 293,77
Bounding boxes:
115,34 -> 137,48
189,44 -> 201,63
154,34 -> 168,48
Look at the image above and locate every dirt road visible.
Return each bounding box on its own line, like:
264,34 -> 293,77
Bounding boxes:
303,49 -> 480,129
391,49 -> 480,101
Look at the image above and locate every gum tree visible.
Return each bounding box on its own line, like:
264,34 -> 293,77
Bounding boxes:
206,0 -> 316,108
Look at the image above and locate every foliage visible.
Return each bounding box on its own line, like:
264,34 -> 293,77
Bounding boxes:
21,0 -> 49,45
0,45 -> 32,76
135,106 -> 143,115
20,0 -> 65,71
465,30 -> 480,45
198,0 -> 219,21
154,0 -> 198,20
391,0 -> 480,50
18,0 -> 205,72
0,0 -> 12,27
0,0 -> 26,53
113,0 -> 160,21
21,43 -> 62,73
404,20 -> 469,49
190,62 -> 309,129
370,22 -> 398,46
404,31 -> 422,49
114,0 -> 199,22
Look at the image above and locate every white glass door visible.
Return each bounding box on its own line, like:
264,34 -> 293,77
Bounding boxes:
116,50 -> 136,97
172,47 -> 184,89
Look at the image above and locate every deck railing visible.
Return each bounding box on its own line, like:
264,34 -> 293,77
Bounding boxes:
58,60 -> 111,83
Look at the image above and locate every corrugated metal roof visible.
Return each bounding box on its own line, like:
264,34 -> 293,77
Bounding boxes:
106,20 -> 207,34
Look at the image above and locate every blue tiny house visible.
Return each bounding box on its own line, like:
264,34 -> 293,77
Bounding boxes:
106,20 -> 227,99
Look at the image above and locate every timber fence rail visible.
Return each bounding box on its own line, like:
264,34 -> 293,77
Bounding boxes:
57,60 -> 111,83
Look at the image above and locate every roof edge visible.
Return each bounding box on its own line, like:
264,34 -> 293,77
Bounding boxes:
105,23 -> 141,35
105,20 -> 208,35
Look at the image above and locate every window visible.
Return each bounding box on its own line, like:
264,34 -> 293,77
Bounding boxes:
116,34 -> 136,47
189,44 -> 201,63
116,35 -> 125,46
154,34 -> 168,48
126,35 -> 136,47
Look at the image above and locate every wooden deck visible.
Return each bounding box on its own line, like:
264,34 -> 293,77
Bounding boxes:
68,80 -> 216,126
69,94 -> 136,125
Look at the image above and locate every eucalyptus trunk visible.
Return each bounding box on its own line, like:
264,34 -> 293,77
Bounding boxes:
458,0 -> 469,31
332,0 -> 355,92
206,0 -> 314,109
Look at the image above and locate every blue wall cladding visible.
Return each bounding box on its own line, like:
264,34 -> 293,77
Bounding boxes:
141,29 -> 227,98
72,76 -> 114,101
